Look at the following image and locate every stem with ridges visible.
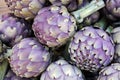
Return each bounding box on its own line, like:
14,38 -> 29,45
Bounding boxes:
71,0 -> 105,23
94,17 -> 107,30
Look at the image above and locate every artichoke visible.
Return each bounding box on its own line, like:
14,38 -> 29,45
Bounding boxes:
49,0 -> 84,11
0,13 -> 31,46
5,0 -> 46,20
97,63 -> 120,80
32,5 -> 77,48
49,0 -> 72,5
83,11 -> 100,26
68,27 -> 114,72
111,27 -> 120,62
0,0 -> 11,15
9,38 -> 51,78
103,0 -> 120,21
40,59 -> 84,80
4,70 -> 30,80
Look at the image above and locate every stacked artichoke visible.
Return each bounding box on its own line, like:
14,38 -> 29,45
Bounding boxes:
49,0 -> 84,11
5,0 -> 46,20
41,59 -> 84,80
97,63 -> 120,80
4,70 -> 30,80
32,5 -> 77,47
0,0 -> 119,80
0,13 -> 31,46
68,27 -> 114,72
111,27 -> 120,63
103,0 -> 120,21
10,38 -> 51,78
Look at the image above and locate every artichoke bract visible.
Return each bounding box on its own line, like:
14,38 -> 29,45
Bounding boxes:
111,27 -> 120,62
103,0 -> 120,21
40,59 -> 84,80
97,63 -> 120,80
4,70 -> 30,80
32,5 -> 77,48
10,38 -> 51,78
5,0 -> 46,20
68,27 -> 114,72
0,14 -> 31,47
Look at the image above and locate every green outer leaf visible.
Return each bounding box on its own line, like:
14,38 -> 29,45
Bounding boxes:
0,59 -> 8,80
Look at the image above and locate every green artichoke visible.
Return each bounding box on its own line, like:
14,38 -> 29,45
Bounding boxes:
5,0 -> 46,20
68,27 -> 114,72
9,38 -> 51,78
97,63 -> 120,80
40,59 -> 84,80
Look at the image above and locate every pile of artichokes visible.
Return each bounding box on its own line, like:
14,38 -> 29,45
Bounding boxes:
0,0 -> 119,80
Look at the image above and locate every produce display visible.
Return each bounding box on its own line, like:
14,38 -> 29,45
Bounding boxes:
0,0 -> 119,80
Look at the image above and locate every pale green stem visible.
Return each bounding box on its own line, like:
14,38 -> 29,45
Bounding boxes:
94,17 -> 107,30
72,0 -> 105,23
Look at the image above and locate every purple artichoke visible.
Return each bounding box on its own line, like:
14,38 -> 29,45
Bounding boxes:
111,27 -> 120,62
40,59 -> 84,80
83,11 -> 100,26
0,13 -> 31,46
4,70 -> 30,80
9,38 -> 51,78
68,27 -> 114,72
103,0 -> 120,21
32,5 -> 77,47
49,0 -> 84,11
97,63 -> 120,80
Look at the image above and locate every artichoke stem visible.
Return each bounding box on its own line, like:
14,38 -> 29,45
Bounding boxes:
94,17 -> 107,30
72,0 -> 105,23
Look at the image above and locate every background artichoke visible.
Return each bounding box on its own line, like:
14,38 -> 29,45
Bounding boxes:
40,59 -> 84,80
0,13 -> 31,46
111,27 -> 120,63
5,0 -> 46,20
49,0 -> 84,12
10,38 -> 51,78
103,0 -> 120,21
0,0 -> 11,15
82,11 -> 100,26
32,5 -> 77,48
68,27 -> 114,72
4,70 -> 30,80
97,63 -> 120,80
